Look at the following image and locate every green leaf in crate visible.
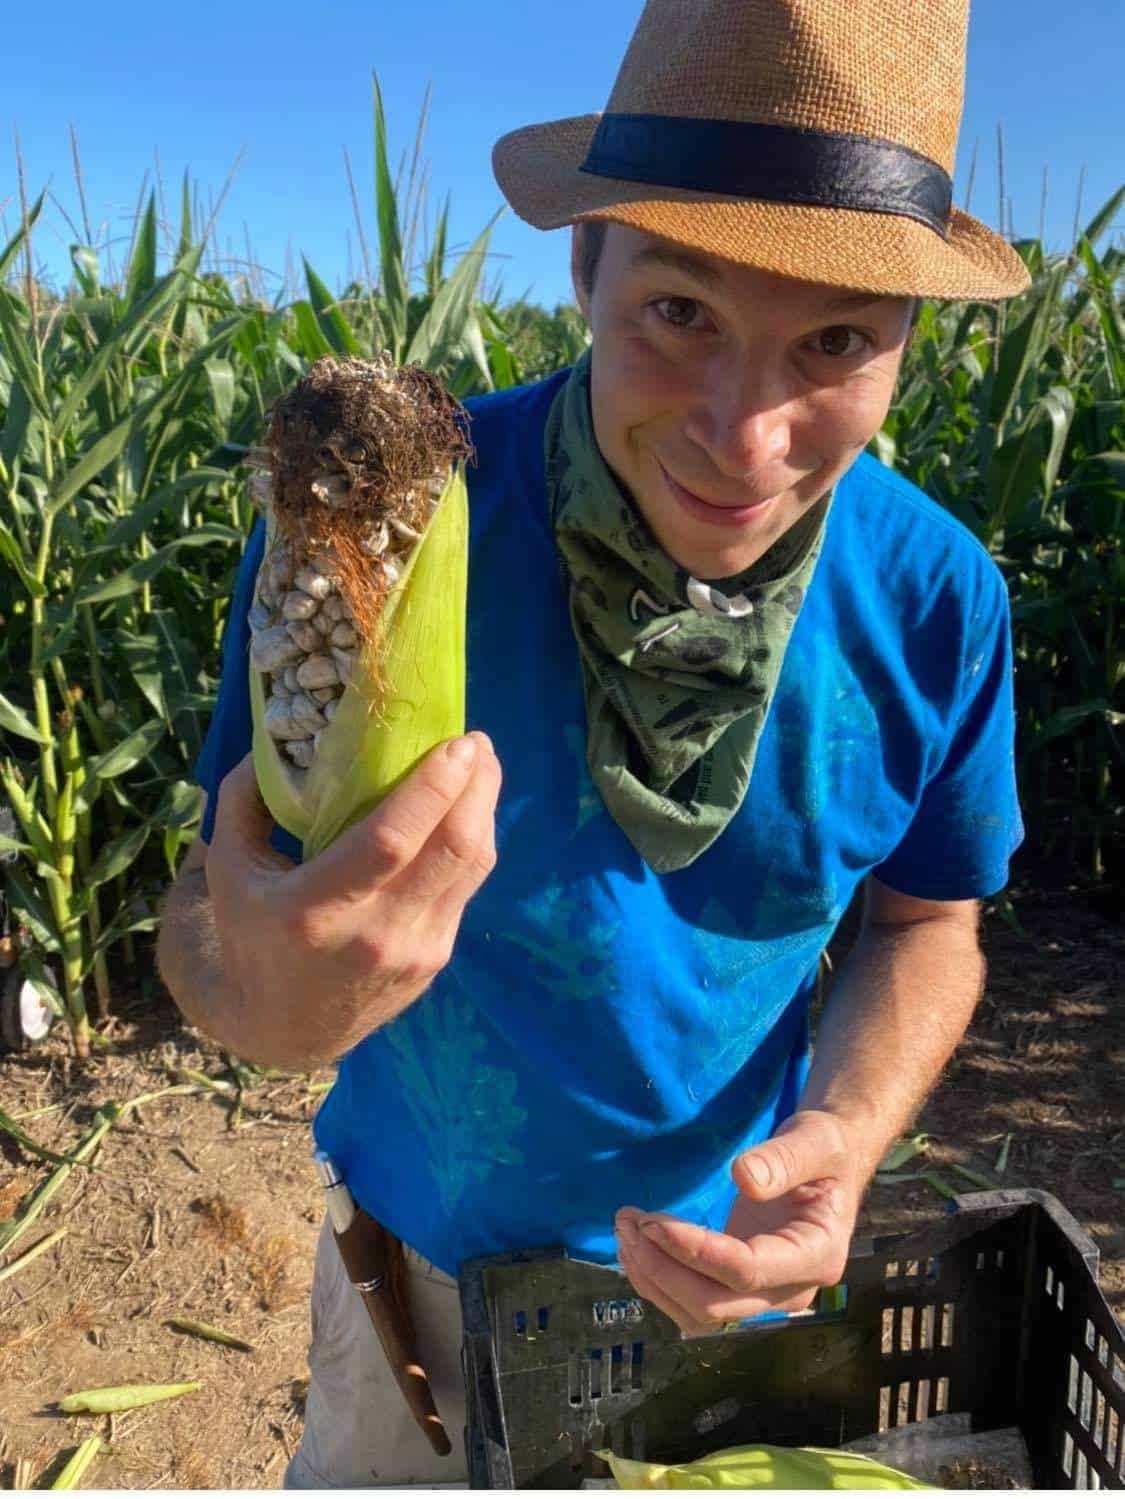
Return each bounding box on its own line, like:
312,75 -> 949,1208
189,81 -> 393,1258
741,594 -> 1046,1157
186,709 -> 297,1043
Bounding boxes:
878,1134 -> 930,1173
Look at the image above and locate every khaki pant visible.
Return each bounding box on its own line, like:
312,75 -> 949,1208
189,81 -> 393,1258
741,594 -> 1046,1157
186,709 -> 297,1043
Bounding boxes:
285,1218 -> 469,1489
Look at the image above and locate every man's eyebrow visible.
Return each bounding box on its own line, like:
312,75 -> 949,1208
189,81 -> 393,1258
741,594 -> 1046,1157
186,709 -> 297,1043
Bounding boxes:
627,245 -> 725,290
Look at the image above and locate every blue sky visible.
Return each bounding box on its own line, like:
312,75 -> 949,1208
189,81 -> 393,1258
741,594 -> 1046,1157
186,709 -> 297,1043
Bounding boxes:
4,0 -> 1122,310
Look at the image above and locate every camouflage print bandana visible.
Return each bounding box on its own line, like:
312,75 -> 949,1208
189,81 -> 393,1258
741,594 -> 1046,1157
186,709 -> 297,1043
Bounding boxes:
545,351 -> 831,873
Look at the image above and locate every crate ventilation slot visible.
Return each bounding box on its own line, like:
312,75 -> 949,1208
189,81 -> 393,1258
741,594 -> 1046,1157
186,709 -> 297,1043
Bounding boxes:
568,1341 -> 646,1406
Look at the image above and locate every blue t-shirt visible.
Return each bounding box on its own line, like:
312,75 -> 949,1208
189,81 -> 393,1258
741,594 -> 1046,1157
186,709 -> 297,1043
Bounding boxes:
195,368 -> 1022,1276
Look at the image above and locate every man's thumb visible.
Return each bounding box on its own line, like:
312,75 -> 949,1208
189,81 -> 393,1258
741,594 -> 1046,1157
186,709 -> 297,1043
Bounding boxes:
210,755 -> 292,872
732,1113 -> 836,1200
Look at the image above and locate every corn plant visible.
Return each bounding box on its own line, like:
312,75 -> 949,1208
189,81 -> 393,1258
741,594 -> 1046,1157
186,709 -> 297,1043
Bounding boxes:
877,186 -> 1124,881
0,80 -> 501,1054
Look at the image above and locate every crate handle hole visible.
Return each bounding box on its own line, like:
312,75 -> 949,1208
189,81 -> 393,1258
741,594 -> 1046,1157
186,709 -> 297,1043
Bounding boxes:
631,1340 -> 645,1391
514,1309 -> 527,1337
537,1306 -> 550,1332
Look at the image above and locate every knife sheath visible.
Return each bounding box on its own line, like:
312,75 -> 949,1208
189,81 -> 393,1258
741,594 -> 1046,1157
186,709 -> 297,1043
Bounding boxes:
332,1207 -> 452,1457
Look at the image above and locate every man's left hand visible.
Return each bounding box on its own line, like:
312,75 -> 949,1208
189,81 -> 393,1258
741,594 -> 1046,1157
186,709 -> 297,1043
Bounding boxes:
614,1110 -> 866,1336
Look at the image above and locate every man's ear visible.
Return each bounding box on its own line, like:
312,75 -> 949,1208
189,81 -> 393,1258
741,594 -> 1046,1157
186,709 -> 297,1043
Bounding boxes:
570,224 -> 593,322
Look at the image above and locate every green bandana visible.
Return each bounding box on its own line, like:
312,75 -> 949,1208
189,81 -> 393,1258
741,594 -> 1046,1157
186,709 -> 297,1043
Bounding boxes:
545,351 -> 831,873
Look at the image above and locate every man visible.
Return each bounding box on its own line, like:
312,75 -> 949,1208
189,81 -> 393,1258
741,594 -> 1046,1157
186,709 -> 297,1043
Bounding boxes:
157,0 -> 1029,1485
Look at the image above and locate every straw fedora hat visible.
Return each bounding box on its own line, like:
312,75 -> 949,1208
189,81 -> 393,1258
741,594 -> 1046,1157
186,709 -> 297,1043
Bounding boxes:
493,0 -> 1029,301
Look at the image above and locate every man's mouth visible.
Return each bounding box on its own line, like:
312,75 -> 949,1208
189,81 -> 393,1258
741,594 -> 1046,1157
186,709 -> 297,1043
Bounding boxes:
659,464 -> 779,529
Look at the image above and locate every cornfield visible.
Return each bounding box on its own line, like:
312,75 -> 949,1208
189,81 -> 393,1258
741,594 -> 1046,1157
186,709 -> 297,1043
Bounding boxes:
0,84 -> 1121,1052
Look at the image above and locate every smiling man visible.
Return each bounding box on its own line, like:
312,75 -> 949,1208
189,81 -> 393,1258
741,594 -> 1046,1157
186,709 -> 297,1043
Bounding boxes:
158,0 -> 1030,1486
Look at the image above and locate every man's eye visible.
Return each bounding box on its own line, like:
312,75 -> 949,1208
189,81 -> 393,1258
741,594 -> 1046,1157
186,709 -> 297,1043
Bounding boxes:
653,297 -> 707,330
815,325 -> 868,358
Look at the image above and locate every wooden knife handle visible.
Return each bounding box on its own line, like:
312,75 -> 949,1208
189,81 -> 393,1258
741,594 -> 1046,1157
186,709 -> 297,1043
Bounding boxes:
333,1208 -> 453,1458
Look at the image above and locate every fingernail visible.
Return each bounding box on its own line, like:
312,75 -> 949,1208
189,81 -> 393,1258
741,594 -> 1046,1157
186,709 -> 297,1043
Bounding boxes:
446,736 -> 476,764
615,1217 -> 639,1249
744,1155 -> 771,1188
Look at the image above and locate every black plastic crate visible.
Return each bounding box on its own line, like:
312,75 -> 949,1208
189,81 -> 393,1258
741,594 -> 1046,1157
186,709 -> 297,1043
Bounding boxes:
458,1190 -> 1125,1489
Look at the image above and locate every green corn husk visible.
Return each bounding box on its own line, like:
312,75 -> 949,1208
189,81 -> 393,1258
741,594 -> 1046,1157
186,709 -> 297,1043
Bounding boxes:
596,1443 -> 931,1489
50,1436 -> 104,1490
250,466 -> 467,858
58,1381 -> 202,1414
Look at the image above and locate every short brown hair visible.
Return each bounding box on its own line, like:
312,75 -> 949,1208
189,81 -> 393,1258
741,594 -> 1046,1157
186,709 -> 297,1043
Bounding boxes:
576,220 -> 609,296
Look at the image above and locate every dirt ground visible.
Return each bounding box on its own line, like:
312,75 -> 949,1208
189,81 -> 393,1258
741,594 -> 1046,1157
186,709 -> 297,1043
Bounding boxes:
0,884 -> 1121,1491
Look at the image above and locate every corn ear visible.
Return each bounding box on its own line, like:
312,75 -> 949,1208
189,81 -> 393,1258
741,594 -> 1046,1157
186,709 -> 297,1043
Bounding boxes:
58,1381 -> 202,1414
168,1316 -> 253,1351
251,465 -> 467,858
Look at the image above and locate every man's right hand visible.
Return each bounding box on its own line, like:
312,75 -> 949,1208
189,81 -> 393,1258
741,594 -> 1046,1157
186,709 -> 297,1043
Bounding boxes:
193,732 -> 500,1067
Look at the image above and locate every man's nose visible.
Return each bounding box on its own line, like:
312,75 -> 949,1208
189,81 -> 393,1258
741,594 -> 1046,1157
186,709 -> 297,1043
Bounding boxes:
684,366 -> 792,483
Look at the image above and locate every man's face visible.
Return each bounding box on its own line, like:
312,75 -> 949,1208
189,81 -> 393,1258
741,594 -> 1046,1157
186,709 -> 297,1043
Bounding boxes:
571,224 -> 914,580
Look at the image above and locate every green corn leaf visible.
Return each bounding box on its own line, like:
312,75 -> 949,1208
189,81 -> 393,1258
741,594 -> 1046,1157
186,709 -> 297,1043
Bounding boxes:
89,467 -> 228,556
2,863 -> 59,952
372,72 -> 408,360
290,299 -> 335,361
70,244 -> 100,296
304,259 -> 362,356
426,193 -> 451,296
177,170 -> 193,262
0,288 -> 51,427
922,1172 -> 959,1201
50,1435 -> 104,1491
1082,185 -> 1125,250
0,692 -> 48,744
988,261 -> 1067,433
0,518 -> 47,598
0,193 -> 44,282
76,524 -> 239,604
124,193 -> 158,309
878,1134 -> 930,1173
406,211 -> 501,372
205,357 -> 236,431
54,246 -> 205,439
949,1162 -> 999,1191
1036,386 -> 1076,500
83,820 -> 152,891
0,375 -> 34,470
87,720 -> 166,780
0,1108 -> 84,1167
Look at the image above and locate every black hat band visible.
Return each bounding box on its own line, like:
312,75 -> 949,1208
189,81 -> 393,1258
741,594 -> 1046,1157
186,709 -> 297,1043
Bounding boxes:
580,114 -> 952,238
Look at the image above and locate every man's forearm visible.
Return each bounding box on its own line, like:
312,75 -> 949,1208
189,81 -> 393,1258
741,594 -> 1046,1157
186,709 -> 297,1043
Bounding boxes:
799,907 -> 985,1184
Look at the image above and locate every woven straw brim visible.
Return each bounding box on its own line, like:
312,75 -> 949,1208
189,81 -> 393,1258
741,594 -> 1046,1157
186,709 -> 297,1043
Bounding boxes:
494,115 -> 1030,302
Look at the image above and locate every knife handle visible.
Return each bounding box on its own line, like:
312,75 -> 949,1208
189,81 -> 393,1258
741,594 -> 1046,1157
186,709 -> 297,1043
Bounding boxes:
332,1207 -> 453,1458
